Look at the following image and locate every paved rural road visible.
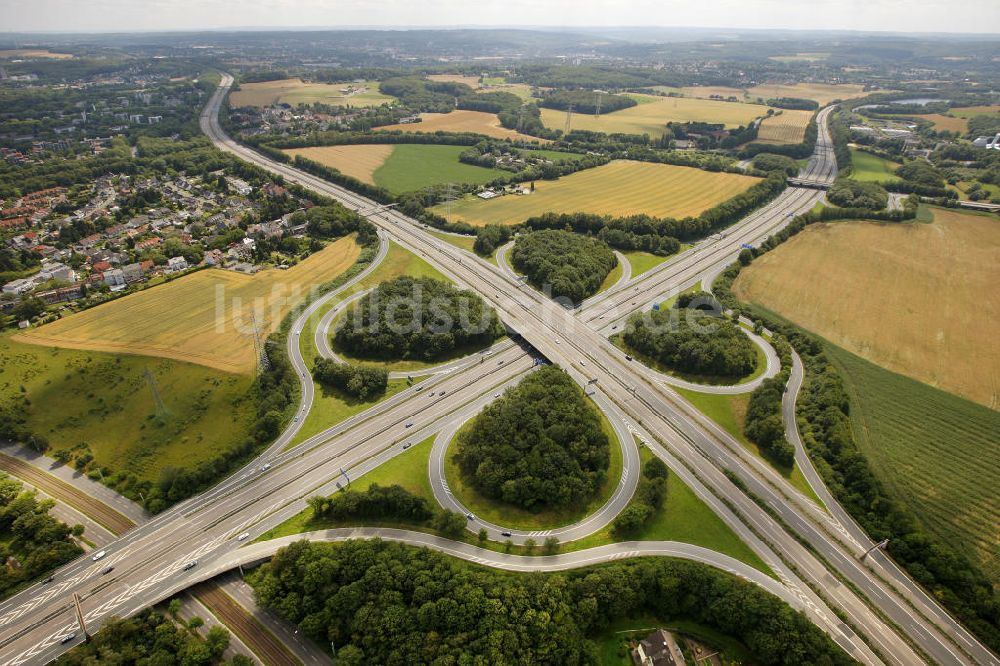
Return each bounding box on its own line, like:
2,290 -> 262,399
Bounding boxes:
1,80 -> 995,666
193,85 -> 999,666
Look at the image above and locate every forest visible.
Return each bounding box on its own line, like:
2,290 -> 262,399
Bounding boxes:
622,309 -> 758,380
313,358 -> 388,400
538,89 -> 638,115
333,276 -> 504,361
249,539 -> 853,665
509,229 -> 617,303
455,366 -> 610,512
827,178 -> 889,210
0,474 -> 82,599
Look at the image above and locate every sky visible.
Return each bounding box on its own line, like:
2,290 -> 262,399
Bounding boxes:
3,0 -> 999,35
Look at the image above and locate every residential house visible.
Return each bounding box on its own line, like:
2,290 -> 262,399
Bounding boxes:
103,268 -> 126,289
166,256 -> 188,273
2,278 -> 35,295
631,629 -> 680,666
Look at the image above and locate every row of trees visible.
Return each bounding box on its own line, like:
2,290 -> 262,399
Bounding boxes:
0,474 -> 83,599
249,539 -> 853,665
333,276 -> 504,362
713,206 -> 1000,652
509,229 -> 618,303
743,377 -> 796,467
313,358 -> 388,400
610,458 -> 669,538
622,309 -> 758,380
308,484 -> 434,524
455,366 -> 611,512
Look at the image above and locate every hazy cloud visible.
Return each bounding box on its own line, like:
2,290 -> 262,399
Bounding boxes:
3,0 -> 999,34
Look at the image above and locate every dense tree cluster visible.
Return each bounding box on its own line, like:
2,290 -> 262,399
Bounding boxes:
538,90 -> 638,115
334,277 -> 503,361
766,97 -> 819,111
510,230 -> 617,303
611,458 -> 668,538
622,310 -> 757,380
455,366 -> 610,511
308,484 -> 434,524
744,377 -> 796,467
0,474 -> 82,599
895,160 -> 946,189
299,205 -> 378,245
752,153 -> 801,177
53,608 -> 239,666
313,358 -> 388,400
827,178 -> 889,210
473,224 -> 513,256
250,539 -> 853,665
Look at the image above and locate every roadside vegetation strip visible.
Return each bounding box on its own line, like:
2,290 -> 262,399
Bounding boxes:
0,454 -> 134,535
539,94 -> 769,135
191,582 -> 300,666
732,209 -> 1000,409
14,236 -> 362,375
431,161 -> 761,227
375,109 -> 543,141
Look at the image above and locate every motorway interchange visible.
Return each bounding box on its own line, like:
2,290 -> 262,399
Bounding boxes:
0,76 -> 995,666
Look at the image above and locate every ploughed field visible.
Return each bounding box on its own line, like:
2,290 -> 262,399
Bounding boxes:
431,160 -> 761,227
733,209 -> 1000,408
15,236 -> 361,374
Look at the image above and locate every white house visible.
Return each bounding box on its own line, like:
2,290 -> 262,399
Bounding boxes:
2,278 -> 35,295
166,256 -> 188,273
103,268 -> 126,288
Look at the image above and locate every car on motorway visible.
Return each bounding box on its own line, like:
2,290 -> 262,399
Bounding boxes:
101,566 -> 114,575
183,561 -> 198,571
60,633 -> 76,645
466,513 -> 476,521
500,531 -> 512,537
260,463 -> 272,472
237,532 -> 250,541
625,355 -> 633,361
494,393 -> 501,398
497,360 -> 504,365
42,576 -> 54,584
405,422 -> 413,428
580,361 -> 586,366
415,385 -> 423,391
402,442 -> 412,449
92,550 -> 107,561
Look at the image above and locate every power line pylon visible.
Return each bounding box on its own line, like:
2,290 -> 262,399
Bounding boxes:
250,312 -> 270,376
564,103 -> 573,135
144,368 -> 168,417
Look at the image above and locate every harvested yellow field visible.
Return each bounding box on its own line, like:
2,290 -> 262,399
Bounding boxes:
16,237 -> 361,375
541,94 -> 768,136
769,53 -> 831,63
0,49 -> 73,59
284,144 -> 394,185
733,209 -> 1000,408
376,110 -> 544,141
229,78 -> 394,108
431,160 -> 761,227
756,109 -> 814,144
427,74 -> 481,88
746,83 -> 867,105
915,114 -> 968,133
678,86 -> 748,100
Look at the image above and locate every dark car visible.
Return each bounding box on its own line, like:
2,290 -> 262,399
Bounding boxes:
500,531 -> 512,537
101,566 -> 114,575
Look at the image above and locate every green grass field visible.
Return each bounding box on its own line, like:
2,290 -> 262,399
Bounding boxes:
0,335 -> 255,486
431,161 -> 761,227
672,387 -> 821,505
372,144 -> 508,193
848,149 -> 901,183
622,251 -> 670,278
825,343 -> 1000,584
443,406 -> 624,531
286,379 -> 410,450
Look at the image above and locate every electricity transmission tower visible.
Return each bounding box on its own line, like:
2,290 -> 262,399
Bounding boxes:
250,312 -> 270,376
564,103 -> 573,134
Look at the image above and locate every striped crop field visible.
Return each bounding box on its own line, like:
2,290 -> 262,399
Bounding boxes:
229,78 -> 394,108
540,94 -> 769,136
755,109 -> 814,144
746,83 -> 866,105
826,343 -> 1000,584
733,209 -> 1000,409
15,236 -> 361,374
376,110 -> 544,141
430,160 -> 761,227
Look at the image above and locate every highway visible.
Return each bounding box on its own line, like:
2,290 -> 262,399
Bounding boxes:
195,78 -> 997,666
0,77 -> 994,666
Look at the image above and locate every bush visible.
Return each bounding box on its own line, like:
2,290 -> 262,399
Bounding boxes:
510,229 -> 617,303
455,366 -> 610,511
473,224 -> 513,256
827,178 -> 888,210
312,358 -> 388,400
308,484 -> 434,524
752,153 -> 800,177
334,276 -> 503,361
744,377 -> 795,467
